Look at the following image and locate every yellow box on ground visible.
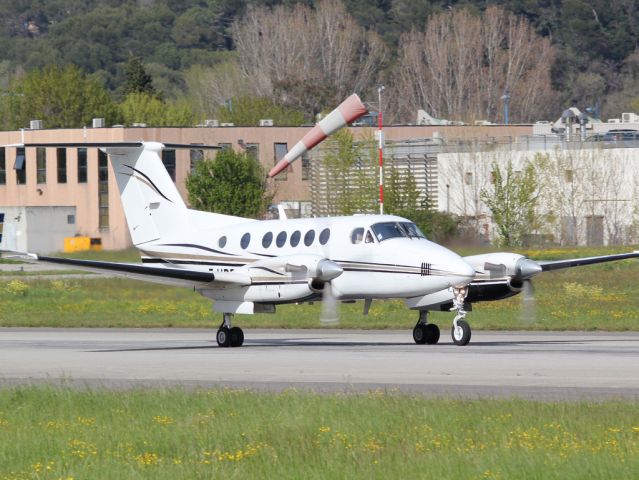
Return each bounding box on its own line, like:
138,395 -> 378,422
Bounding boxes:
64,237 -> 102,252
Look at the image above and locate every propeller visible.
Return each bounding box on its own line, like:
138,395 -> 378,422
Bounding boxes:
320,281 -> 339,325
514,258 -> 542,325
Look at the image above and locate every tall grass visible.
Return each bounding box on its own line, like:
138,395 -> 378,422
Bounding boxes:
0,387 -> 637,479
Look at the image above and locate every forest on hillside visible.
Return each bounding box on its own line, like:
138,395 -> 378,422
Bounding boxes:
1,0 -> 638,127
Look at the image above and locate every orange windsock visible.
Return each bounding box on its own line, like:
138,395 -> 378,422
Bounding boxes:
268,93 -> 368,177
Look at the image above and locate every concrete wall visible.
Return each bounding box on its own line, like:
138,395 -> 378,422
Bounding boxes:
0,206 -> 76,253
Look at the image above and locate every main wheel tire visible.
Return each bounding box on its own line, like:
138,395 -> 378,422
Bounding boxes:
413,324 -> 427,344
229,327 -> 244,347
424,323 -> 440,344
216,326 -> 231,347
451,320 -> 471,346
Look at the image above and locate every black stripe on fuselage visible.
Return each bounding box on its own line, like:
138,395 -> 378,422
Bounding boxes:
159,243 -> 238,256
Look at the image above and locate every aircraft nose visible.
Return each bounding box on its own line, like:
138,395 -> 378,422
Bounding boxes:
431,254 -> 475,288
448,258 -> 476,287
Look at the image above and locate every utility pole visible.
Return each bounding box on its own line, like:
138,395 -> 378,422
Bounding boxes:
501,88 -> 510,125
377,85 -> 385,215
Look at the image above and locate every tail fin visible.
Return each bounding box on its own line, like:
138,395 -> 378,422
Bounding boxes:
104,142 -> 187,246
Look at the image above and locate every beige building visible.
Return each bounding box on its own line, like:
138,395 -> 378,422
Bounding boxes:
0,124 -> 531,251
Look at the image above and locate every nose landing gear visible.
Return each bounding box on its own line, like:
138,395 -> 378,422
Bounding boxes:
450,287 -> 471,346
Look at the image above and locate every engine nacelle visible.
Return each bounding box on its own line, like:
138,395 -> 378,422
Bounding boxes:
466,279 -> 523,303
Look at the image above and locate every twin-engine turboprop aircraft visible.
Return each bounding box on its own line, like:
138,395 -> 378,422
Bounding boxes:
5,94 -> 639,347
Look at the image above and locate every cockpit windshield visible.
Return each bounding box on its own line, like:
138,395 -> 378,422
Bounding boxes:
371,222 -> 427,241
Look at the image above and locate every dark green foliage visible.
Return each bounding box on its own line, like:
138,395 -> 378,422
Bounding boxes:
216,96 -> 305,126
0,0 -> 638,119
121,56 -> 157,98
186,149 -> 273,218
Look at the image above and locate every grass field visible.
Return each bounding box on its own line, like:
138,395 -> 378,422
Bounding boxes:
1,246 -> 638,330
0,387 -> 637,479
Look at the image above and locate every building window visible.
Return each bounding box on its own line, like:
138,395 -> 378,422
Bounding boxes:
98,149 -> 109,229
0,148 -> 5,185
246,143 -> 259,160
77,148 -> 88,183
190,146 -> 204,173
162,149 -> 176,181
464,172 -> 473,185
218,143 -> 232,151
57,148 -> 67,184
564,169 -> 573,183
301,152 -> 310,181
274,143 -> 288,180
15,147 -> 26,185
36,147 -> 46,184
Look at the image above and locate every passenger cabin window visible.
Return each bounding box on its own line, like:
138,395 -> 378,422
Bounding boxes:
276,231 -> 287,247
241,233 -> 251,249
319,228 -> 330,245
371,222 -> 426,242
262,232 -> 273,248
304,230 -> 315,246
351,228 -> 364,244
290,230 -> 301,247
218,236 -> 227,248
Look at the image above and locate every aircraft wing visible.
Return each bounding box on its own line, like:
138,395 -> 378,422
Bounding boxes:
537,252 -> 639,272
7,254 -> 251,289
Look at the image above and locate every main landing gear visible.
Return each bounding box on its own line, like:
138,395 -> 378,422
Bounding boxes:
413,287 -> 473,346
217,313 -> 244,348
413,310 -> 440,345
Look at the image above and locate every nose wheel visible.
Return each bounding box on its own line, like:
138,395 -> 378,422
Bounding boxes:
451,319 -> 471,346
217,314 -> 244,347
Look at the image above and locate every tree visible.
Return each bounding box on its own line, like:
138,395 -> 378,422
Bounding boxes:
383,164 -> 458,242
186,149 -> 273,218
215,96 -> 305,126
393,5 -> 556,123
480,159 -> 541,247
119,92 -> 197,127
5,64 -> 119,129
121,56 -> 157,98
230,0 -> 387,120
312,129 -> 378,216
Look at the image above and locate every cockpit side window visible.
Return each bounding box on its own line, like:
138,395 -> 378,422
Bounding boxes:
371,222 -> 427,241
351,228 -> 364,244
365,230 -> 374,243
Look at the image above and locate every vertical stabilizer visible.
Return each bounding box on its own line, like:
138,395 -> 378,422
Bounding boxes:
105,142 -> 188,245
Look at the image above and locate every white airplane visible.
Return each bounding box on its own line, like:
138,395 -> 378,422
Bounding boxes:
7,95 -> 639,347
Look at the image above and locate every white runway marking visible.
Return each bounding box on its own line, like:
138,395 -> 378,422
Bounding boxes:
0,328 -> 638,399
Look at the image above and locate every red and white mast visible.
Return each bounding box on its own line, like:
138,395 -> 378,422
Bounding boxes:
377,85 -> 385,215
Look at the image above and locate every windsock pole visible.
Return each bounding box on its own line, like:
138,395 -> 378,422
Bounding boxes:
378,86 -> 385,215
